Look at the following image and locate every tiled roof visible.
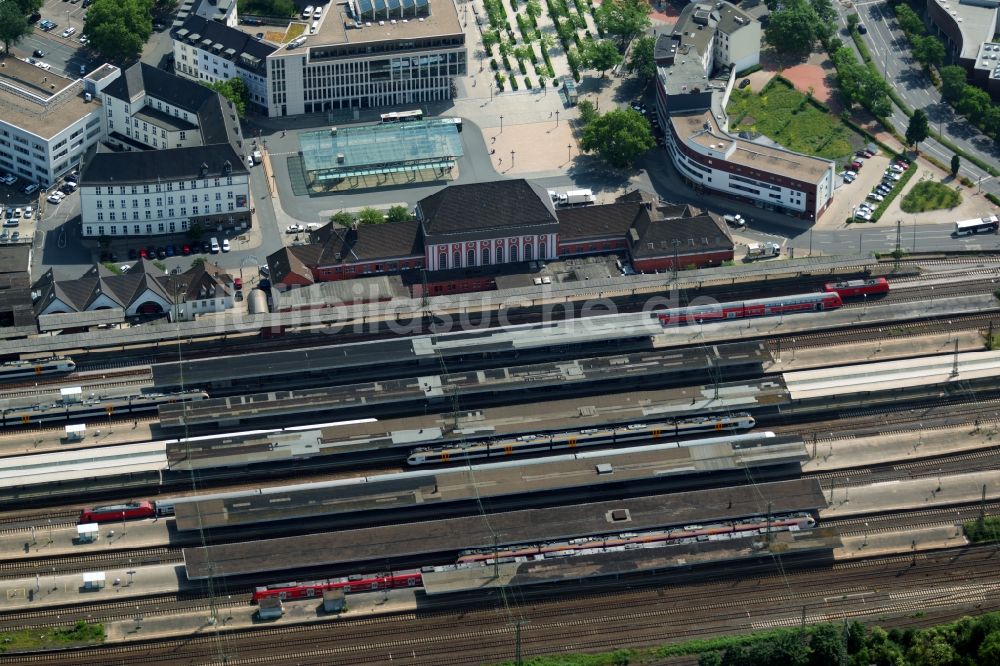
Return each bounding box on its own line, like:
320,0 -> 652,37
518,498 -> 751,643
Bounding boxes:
267,246 -> 320,286
557,203 -> 643,241
630,213 -> 733,258
80,144 -> 246,185
417,180 -> 558,241
315,220 -> 424,265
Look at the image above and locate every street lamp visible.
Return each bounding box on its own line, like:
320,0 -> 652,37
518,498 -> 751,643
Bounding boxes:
555,110 -> 560,127
510,150 -> 515,167
500,115 -> 504,133
567,144 -> 571,162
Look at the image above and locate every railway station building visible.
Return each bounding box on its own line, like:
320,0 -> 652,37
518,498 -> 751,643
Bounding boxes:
266,180 -> 734,294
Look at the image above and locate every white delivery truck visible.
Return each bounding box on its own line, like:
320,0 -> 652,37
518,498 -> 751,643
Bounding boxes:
556,189 -> 595,207
746,241 -> 781,260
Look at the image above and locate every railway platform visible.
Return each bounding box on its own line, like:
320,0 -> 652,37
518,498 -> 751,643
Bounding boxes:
0,519 -> 170,560
182,479 -> 825,579
0,563 -> 182,611
819,469 -> 1000,519
803,425 -> 1000,473
0,421 -> 155,458
835,524 -> 968,560
102,590 -> 420,644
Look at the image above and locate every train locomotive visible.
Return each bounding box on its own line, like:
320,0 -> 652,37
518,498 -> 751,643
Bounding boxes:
406,413 -> 756,465
656,292 -> 843,326
0,357 -> 76,382
79,501 -> 157,523
823,277 -> 890,298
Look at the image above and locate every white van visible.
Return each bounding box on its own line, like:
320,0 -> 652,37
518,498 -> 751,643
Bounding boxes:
210,237 -> 220,253
310,20 -> 318,33
302,5 -> 314,18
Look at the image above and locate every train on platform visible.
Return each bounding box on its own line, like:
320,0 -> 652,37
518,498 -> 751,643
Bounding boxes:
823,278 -> 890,298
406,413 -> 756,465
0,357 -> 76,382
455,513 -> 817,563
250,513 -> 818,602
0,390 -> 209,428
79,500 -> 157,523
656,292 -> 843,326
253,571 -> 424,602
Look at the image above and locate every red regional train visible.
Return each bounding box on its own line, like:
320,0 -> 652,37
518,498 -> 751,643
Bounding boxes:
79,501 -> 156,523
253,571 -> 424,603
657,292 -> 842,326
823,277 -> 890,298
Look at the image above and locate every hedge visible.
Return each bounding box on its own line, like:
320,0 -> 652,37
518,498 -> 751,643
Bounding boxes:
735,64 -> 762,78
510,76 -> 520,90
525,76 -> 533,88
871,162 -> 919,223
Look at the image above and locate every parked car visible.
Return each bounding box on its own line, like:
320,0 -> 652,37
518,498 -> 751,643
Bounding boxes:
22,183 -> 39,195
201,241 -> 211,253
738,78 -> 751,89
285,224 -> 305,234
128,248 -> 138,260
868,192 -> 884,202
857,23 -> 867,34
234,277 -> 243,290
10,231 -> 19,242
156,247 -> 166,259
146,244 -> 157,258
259,264 -> 270,277
182,244 -> 191,255
0,174 -> 15,185
60,27 -> 76,38
889,164 -> 905,173
23,206 -> 33,218
221,238 -> 231,252
139,247 -> 148,258
165,245 -> 175,257
47,192 -> 64,204
884,171 -> 902,181
850,161 -> 863,170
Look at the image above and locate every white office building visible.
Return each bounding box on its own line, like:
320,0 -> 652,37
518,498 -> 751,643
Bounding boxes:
0,56 -> 111,187
80,62 -> 251,238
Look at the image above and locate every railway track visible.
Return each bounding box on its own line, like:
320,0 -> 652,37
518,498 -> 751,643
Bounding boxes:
0,547 -> 181,580
0,369 -> 152,393
6,545 -> 999,664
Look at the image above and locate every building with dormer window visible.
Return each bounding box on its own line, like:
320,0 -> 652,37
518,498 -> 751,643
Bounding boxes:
79,63 -> 251,238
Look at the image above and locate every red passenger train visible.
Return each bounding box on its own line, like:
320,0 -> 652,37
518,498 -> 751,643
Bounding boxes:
252,571 -> 424,603
79,501 -> 156,524
657,292 -> 842,326
823,277 -> 890,298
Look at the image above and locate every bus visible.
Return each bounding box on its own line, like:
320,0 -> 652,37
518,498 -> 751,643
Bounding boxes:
954,215 -> 999,236
380,110 -> 423,123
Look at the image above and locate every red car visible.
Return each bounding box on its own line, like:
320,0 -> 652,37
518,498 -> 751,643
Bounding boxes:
851,161 -> 863,170
182,244 -> 191,255
139,247 -> 148,258
234,277 -> 243,290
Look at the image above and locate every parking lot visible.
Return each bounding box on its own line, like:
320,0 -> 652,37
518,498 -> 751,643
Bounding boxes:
819,151 -> 895,227
16,0 -> 95,80
0,182 -> 40,247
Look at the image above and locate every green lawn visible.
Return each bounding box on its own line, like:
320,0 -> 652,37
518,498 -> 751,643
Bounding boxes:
900,179 -> 962,213
726,79 -> 858,161
0,621 -> 104,653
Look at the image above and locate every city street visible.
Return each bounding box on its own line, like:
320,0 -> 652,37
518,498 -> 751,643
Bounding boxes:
840,0 -> 1000,196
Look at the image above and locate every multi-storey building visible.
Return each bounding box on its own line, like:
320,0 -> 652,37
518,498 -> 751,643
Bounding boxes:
0,56 -> 108,187
80,63 -> 251,238
654,2 -> 835,219
925,0 -> 999,71
266,0 -> 466,116
172,15 -> 275,113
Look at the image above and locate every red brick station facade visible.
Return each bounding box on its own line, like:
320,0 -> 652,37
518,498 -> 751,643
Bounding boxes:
267,180 -> 735,295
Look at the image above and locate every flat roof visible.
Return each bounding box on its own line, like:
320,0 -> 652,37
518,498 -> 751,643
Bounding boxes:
165,377 -> 789,470
157,343 -> 771,428
173,434 -> 807,532
930,0 -> 998,60
132,105 -> 198,132
182,478 -> 825,578
307,0 -> 462,49
299,120 -> 463,176
671,110 -> 832,183
0,56 -> 100,139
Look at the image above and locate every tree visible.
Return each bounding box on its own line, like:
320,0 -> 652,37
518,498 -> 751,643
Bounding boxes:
581,39 -> 622,77
979,631 -> 1000,665
697,652 -> 723,666
329,211 -> 355,226
950,154 -> 961,177
906,627 -> 959,666
906,109 -> 930,151
765,0 -> 820,56
956,86 -> 991,118
626,34 -> 656,82
357,207 -> 385,224
809,624 -> 846,666
595,0 -> 650,46
186,220 -> 205,241
912,35 -> 945,68
207,78 -> 249,117
576,99 -> 599,125
525,0 -> 542,20
0,1 -> 32,55
846,13 -> 859,30
84,0 -> 153,63
190,257 -> 206,268
894,4 -> 924,36
940,65 -> 967,103
386,205 -> 411,222
579,108 -> 655,168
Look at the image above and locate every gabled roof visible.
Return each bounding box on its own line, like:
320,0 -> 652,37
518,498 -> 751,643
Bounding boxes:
174,15 -> 277,70
315,220 -> 423,265
32,259 -> 187,315
80,144 -> 246,185
417,180 -> 558,241
163,260 -> 234,302
267,246 -> 320,287
630,213 -> 733,258
558,203 -> 644,241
